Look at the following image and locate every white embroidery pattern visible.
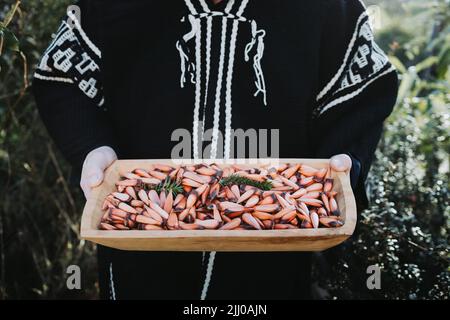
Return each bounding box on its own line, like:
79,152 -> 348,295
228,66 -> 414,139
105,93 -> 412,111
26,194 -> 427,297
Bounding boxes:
34,14 -> 104,107
315,13 -> 395,117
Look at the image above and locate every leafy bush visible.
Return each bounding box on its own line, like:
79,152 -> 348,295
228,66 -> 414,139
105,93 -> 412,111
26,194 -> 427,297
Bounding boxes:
0,0 -> 97,299
0,0 -> 448,299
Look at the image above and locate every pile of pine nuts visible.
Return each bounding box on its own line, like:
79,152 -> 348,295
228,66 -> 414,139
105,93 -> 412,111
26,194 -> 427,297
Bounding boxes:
99,163 -> 344,231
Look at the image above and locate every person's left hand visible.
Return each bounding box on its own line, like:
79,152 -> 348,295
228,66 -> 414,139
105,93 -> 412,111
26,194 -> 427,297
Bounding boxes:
330,154 -> 352,174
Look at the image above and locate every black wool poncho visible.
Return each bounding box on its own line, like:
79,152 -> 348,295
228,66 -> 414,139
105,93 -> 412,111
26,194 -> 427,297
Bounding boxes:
33,0 -> 398,299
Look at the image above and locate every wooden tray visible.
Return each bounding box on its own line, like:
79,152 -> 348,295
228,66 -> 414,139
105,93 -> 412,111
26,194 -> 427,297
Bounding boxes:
80,159 -> 357,251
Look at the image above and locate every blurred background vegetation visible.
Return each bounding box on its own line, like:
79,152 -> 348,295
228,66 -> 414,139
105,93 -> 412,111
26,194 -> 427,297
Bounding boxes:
0,0 -> 448,299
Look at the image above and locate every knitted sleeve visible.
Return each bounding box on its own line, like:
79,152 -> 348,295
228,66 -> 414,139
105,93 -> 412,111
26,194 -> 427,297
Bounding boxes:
33,0 -> 114,172
313,0 -> 399,210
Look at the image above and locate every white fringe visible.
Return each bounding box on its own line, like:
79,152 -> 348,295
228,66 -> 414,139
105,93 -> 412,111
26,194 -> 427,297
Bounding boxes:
34,72 -> 74,83
318,65 -> 396,115
201,16 -> 213,138
225,0 -> 237,13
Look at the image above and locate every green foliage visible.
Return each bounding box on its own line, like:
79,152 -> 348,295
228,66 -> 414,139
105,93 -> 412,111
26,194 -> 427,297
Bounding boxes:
0,0 -> 448,300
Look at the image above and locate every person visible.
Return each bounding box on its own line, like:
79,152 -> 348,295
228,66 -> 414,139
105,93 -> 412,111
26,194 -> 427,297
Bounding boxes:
33,0 -> 398,299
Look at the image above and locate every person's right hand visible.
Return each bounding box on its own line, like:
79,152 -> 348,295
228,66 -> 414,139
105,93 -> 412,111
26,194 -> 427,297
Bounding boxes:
80,146 -> 117,199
